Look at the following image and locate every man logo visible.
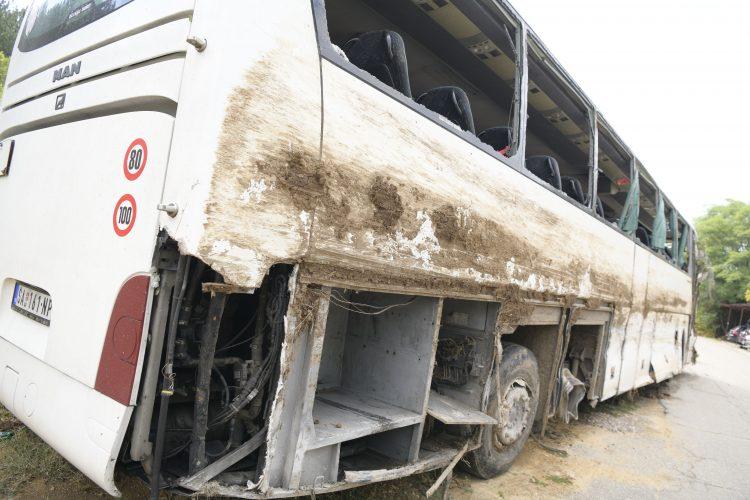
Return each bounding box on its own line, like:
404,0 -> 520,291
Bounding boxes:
53,61 -> 81,83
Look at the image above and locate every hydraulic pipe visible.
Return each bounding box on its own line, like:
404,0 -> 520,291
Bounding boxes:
149,256 -> 190,500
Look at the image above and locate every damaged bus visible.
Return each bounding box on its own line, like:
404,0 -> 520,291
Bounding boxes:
0,0 -> 696,497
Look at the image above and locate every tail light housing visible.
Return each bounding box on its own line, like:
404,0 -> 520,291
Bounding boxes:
94,275 -> 150,405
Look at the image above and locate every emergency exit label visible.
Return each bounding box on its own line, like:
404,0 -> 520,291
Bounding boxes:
113,194 -> 137,237
123,138 -> 148,181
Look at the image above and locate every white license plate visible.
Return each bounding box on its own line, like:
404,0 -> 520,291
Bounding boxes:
11,282 -> 52,326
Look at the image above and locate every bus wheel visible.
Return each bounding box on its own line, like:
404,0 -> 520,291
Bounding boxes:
467,343 -> 539,479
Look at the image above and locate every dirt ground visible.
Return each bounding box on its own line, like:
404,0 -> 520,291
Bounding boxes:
453,336 -> 750,499
1,336 -> 748,499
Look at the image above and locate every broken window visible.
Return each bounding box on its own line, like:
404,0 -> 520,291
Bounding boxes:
596,122 -> 633,226
618,166 -> 639,235
676,218 -> 690,270
321,0 -> 521,156
651,191 -> 667,252
524,37 -> 592,205
633,168 -> 658,247
666,204 -> 678,262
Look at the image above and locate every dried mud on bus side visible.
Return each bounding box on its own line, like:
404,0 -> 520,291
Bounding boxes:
185,57 -> 634,312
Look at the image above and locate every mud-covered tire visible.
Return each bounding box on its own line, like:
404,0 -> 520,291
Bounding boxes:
465,343 -> 540,479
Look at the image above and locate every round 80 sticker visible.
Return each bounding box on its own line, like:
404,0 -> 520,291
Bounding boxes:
123,138 -> 148,181
113,194 -> 137,237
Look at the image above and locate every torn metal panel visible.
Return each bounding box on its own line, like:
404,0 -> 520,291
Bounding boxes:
427,390 -> 498,425
556,368 -> 586,423
179,427 -> 267,491
195,447 -> 458,499
260,277 -> 330,491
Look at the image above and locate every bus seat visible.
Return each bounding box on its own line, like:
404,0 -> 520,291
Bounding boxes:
479,126 -> 512,155
526,155 -> 562,190
344,30 -> 412,97
561,176 -> 586,204
636,225 -> 651,246
416,86 -> 475,134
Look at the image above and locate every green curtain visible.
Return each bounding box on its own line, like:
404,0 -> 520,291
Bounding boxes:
670,209 -> 679,262
677,224 -> 689,268
651,193 -> 667,250
618,170 -> 639,234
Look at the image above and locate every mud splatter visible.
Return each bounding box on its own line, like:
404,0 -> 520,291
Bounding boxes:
368,176 -> 404,230
431,204 -> 470,244
265,148 -> 326,212
495,285 -> 537,330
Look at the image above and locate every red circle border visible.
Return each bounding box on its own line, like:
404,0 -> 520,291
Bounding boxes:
113,194 -> 137,237
123,138 -> 148,181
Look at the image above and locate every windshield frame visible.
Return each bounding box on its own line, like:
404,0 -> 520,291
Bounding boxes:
18,0 -> 136,53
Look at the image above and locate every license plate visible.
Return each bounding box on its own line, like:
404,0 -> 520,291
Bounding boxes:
11,282 -> 52,326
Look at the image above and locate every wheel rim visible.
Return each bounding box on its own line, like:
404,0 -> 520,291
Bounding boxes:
494,379 -> 532,448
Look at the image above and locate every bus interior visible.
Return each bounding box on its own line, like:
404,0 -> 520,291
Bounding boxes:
322,0 -> 686,267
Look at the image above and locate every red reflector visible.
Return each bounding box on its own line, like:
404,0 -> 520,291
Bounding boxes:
94,275 -> 150,405
615,177 -> 631,187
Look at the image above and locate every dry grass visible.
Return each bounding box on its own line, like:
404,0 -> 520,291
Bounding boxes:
1,404 -> 439,499
0,405 -> 99,497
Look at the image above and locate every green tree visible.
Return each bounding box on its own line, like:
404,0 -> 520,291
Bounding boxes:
0,0 -> 24,99
0,51 -> 8,96
0,0 -> 25,57
695,200 -> 750,335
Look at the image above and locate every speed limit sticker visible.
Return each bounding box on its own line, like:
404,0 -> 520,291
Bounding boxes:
123,138 -> 148,181
113,194 -> 137,237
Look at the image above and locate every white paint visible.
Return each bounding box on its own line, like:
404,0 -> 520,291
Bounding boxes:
365,231 -> 376,246
464,267 -> 496,283
381,211 -> 441,269
578,268 -> 593,298
299,210 -> 311,233
210,239 -> 232,256
455,206 -> 472,231
240,179 -> 272,204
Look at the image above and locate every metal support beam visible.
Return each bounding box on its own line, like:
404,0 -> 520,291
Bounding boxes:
189,288 -> 228,474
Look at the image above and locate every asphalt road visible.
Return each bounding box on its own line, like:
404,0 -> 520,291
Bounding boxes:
452,337 -> 750,499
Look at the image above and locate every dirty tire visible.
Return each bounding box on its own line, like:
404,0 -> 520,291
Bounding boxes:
466,343 -> 539,479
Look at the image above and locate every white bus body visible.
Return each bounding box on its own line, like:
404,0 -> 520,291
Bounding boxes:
0,1 -> 696,497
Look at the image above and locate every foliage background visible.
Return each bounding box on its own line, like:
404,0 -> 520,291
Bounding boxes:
0,0 -> 25,99
695,200 -> 750,336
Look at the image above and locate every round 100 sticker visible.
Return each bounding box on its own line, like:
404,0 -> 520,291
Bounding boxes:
123,138 -> 148,181
113,194 -> 137,237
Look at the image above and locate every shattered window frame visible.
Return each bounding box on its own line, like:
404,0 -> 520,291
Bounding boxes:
311,0 -> 692,275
